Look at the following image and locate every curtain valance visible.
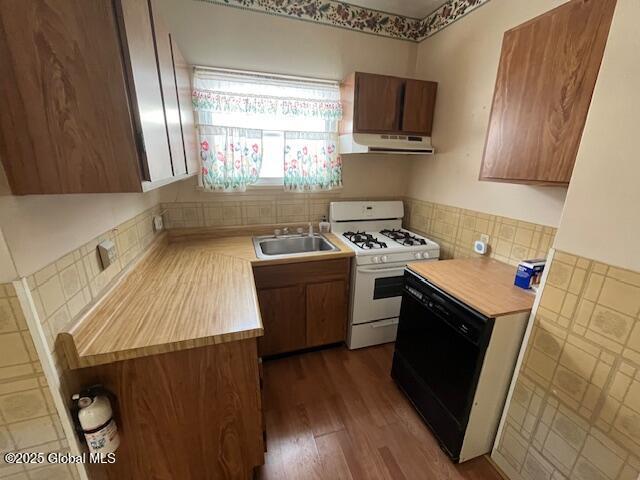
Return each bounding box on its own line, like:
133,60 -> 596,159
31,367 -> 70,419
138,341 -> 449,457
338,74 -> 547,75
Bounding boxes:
193,69 -> 342,121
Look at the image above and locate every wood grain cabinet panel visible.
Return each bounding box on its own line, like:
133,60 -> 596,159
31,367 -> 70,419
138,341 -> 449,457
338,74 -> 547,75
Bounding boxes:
257,285 -> 306,357
354,73 -> 405,132
67,340 -> 264,479
254,259 -> 350,357
0,0 -> 142,194
341,72 -> 437,137
480,0 -> 617,185
306,280 -> 348,347
402,80 -> 437,136
0,0 -> 197,194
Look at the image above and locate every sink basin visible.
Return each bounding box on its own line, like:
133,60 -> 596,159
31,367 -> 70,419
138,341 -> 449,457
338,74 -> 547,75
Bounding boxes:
253,234 -> 339,259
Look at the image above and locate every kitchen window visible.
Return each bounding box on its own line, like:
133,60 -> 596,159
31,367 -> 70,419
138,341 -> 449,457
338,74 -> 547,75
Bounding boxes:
192,68 -> 343,191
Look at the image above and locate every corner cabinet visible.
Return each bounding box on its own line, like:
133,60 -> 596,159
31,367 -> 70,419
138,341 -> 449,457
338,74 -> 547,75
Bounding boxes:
0,0 -> 199,195
252,259 -> 350,357
340,72 -> 437,136
480,0 -> 617,185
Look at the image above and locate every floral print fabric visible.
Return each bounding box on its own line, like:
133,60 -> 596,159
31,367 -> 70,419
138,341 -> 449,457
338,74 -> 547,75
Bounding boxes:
284,132 -> 342,192
192,90 -> 342,120
199,126 -> 262,191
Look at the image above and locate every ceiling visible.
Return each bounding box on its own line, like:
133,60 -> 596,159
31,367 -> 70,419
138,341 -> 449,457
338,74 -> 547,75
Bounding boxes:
347,0 -> 450,19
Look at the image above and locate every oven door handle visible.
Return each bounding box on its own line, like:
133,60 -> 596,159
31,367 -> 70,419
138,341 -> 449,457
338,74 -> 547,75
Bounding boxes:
357,266 -> 406,274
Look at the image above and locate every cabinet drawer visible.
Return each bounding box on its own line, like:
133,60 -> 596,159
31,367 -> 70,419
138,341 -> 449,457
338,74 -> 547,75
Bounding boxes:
253,258 -> 350,289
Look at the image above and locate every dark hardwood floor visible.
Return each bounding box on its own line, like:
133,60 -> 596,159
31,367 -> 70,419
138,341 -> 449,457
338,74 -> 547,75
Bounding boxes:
258,343 -> 503,480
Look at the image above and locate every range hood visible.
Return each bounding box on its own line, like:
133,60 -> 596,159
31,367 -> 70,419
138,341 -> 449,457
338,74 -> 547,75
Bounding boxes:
339,133 -> 434,155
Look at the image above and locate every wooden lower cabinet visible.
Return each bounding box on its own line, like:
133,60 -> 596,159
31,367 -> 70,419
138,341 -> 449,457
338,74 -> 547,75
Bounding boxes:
65,339 -> 264,480
306,280 -> 348,347
257,285 -> 306,356
253,259 -> 350,357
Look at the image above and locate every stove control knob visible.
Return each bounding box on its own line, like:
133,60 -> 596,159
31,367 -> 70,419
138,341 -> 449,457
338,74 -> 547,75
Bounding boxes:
422,251 -> 429,259
381,255 -> 388,263
372,256 -> 380,264
414,252 -> 423,260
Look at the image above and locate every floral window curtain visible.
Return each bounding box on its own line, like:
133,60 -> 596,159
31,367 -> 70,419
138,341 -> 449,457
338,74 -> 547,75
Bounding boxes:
199,126 -> 262,191
193,68 -> 343,191
284,132 -> 342,191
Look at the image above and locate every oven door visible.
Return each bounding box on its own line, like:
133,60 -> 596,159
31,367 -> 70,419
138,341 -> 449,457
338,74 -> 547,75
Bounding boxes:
351,263 -> 407,324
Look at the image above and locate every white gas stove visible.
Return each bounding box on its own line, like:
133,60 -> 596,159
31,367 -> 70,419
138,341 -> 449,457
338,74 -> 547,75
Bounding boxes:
330,201 -> 440,349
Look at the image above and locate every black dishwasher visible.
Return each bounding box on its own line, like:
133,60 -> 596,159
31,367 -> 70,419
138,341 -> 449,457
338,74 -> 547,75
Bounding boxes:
391,269 -> 495,461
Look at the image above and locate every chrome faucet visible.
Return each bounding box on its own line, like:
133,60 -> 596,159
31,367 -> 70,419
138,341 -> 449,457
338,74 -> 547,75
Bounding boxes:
307,222 -> 314,237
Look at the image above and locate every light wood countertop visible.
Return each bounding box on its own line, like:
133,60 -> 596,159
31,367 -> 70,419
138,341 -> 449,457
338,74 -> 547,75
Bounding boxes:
59,232 -> 354,369
408,258 -> 535,318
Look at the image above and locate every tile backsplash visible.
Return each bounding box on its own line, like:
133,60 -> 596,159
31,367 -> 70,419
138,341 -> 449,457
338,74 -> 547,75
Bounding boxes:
0,284 -> 78,480
403,197 -> 557,264
493,251 -> 640,480
160,193 -> 406,230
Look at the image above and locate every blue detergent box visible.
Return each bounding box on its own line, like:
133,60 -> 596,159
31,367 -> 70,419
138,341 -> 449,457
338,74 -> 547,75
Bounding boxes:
514,258 -> 547,289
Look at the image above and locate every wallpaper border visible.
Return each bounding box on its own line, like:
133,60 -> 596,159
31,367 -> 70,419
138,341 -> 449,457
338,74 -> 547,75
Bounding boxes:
194,0 -> 492,42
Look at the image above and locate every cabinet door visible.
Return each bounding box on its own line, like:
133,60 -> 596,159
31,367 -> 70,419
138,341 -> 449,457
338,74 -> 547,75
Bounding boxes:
354,73 -> 404,133
171,42 -> 200,175
306,280 -> 348,347
149,0 -> 186,176
0,0 -> 142,194
402,80 -> 437,136
118,0 -> 173,183
257,286 -> 306,357
480,0 -> 617,184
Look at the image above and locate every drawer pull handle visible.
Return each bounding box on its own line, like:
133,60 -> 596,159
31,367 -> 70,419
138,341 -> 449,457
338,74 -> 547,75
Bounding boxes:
371,319 -> 399,329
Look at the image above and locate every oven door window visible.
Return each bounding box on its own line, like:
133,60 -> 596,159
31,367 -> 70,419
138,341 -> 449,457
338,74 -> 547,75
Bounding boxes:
373,275 -> 405,299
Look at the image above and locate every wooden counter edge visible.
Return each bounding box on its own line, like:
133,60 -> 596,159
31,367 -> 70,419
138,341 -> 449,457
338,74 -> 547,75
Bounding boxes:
58,326 -> 265,370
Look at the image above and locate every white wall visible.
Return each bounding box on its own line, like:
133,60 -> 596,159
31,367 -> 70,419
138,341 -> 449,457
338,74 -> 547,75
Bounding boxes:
154,0 -> 417,79
407,0 -> 568,227
0,227 -> 17,283
554,0 -> 640,271
0,190 -> 162,278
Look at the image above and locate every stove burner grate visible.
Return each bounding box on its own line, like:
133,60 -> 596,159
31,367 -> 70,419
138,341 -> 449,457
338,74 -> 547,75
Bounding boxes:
343,231 -> 387,249
380,229 -> 427,247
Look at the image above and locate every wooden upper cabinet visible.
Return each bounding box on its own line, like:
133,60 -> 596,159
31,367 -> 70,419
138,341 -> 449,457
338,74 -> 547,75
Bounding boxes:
480,0 -> 617,185
402,80 -> 437,136
341,72 -> 437,137
354,73 -> 405,133
117,0 -> 173,183
0,0 -> 142,194
149,0 -> 187,176
0,0 -> 197,194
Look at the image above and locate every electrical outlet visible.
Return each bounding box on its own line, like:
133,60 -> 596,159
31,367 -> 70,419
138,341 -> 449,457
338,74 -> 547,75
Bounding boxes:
480,234 -> 490,244
153,215 -> 164,232
97,240 -> 117,270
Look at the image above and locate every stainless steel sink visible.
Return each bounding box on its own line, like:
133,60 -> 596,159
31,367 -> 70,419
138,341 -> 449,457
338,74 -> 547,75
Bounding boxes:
253,234 -> 339,259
